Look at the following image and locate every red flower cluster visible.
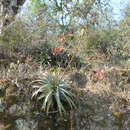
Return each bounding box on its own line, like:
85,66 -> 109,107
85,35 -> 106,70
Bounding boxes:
58,34 -> 66,40
52,27 -> 73,55
58,41 -> 63,45
52,34 -> 66,55
52,46 -> 64,55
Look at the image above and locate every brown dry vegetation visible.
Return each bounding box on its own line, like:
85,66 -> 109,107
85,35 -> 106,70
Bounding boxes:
0,0 -> 130,130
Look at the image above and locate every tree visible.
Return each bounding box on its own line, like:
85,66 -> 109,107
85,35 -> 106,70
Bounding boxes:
117,3 -> 130,58
0,0 -> 26,33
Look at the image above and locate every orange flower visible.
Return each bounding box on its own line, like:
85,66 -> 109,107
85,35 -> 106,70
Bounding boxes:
58,34 -> 66,40
52,46 -> 64,55
58,41 -> 62,44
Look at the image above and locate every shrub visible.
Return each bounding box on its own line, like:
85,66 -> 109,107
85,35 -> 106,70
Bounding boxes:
1,19 -> 32,54
31,73 -> 76,115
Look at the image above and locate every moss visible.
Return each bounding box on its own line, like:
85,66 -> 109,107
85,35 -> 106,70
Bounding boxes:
112,112 -> 125,127
75,88 -> 82,96
0,59 -> 9,67
6,83 -> 17,95
9,83 -> 17,89
1,124 -> 12,130
0,85 -> 5,97
38,118 -> 54,129
5,94 -> 17,106
0,90 -> 5,97
95,120 -> 107,127
113,112 -> 122,119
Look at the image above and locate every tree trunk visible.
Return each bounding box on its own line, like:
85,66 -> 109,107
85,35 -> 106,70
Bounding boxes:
0,1 -> 4,34
0,0 -> 26,34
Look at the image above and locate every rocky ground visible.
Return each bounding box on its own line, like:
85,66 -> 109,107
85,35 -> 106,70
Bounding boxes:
0,56 -> 129,130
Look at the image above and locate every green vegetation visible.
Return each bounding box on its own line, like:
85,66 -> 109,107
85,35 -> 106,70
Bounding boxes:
31,73 -> 76,115
0,0 -> 129,130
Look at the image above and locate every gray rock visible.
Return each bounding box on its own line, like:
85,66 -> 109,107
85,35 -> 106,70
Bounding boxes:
15,118 -> 38,130
8,103 -> 29,116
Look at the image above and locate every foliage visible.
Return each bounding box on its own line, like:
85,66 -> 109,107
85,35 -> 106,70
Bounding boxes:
0,1 -> 130,129
0,0 -> 129,65
31,73 -> 76,115
1,19 -> 32,54
115,4 -> 130,58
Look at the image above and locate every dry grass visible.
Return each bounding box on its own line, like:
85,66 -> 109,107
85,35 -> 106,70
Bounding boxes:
0,54 -> 129,130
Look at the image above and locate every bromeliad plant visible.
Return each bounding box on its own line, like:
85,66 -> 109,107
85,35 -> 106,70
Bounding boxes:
31,73 -> 76,115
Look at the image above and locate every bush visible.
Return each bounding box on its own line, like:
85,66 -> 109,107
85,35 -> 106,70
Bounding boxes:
1,19 -> 32,54
31,73 -> 76,115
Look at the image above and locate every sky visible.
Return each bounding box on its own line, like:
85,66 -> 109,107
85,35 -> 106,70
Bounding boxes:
110,0 -> 129,20
21,0 -> 130,21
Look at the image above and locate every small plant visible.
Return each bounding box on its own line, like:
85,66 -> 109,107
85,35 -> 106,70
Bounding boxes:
31,73 -> 76,115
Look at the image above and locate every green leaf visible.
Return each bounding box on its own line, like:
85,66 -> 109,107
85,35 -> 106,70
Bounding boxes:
60,88 -> 76,97
55,88 -> 65,114
60,90 -> 76,109
38,93 -> 47,100
32,73 -> 76,114
42,91 -> 53,110
32,88 -> 42,98
46,98 -> 53,115
39,84 -> 49,91
59,83 -> 71,89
